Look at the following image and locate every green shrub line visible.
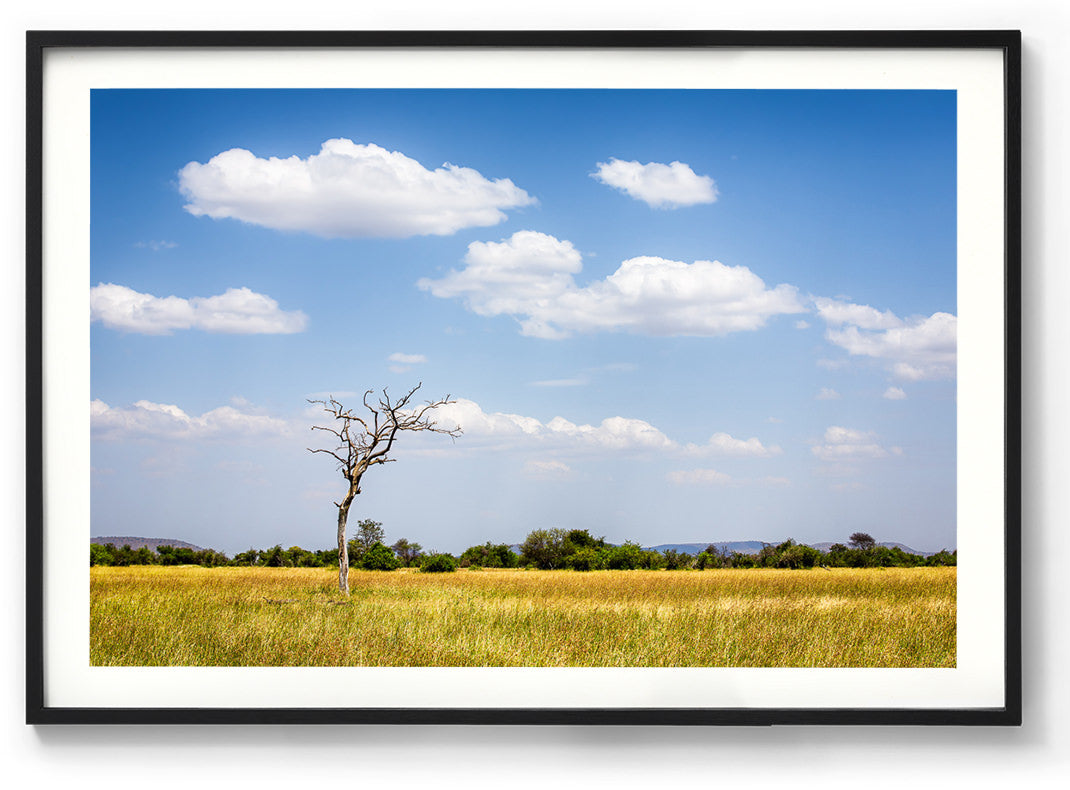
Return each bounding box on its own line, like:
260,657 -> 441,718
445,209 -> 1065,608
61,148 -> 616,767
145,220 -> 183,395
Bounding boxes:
90,528 -> 955,571
419,553 -> 458,573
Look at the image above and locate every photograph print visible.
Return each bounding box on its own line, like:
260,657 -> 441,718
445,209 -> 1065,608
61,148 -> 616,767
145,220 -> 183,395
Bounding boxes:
88,87 -> 958,670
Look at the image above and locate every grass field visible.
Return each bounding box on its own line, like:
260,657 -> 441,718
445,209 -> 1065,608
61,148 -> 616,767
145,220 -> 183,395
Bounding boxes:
90,566 -> 956,667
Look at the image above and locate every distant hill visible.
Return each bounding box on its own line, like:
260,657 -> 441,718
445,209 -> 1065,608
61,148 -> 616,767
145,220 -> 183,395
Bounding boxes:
645,541 -> 768,556
90,536 -> 207,553
645,540 -> 937,557
806,541 -> 936,557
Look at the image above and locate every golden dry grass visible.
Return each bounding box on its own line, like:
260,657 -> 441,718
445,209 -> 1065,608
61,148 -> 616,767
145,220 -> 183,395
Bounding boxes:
90,566 -> 955,667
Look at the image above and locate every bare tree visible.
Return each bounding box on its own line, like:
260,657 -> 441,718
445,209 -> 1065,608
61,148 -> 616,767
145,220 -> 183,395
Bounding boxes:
307,384 -> 461,594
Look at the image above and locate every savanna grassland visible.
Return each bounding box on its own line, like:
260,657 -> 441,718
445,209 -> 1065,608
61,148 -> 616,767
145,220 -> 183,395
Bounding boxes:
90,566 -> 955,667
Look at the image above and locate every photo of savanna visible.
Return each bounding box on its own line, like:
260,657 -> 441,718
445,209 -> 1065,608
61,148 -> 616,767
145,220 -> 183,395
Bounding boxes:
90,88 -> 957,668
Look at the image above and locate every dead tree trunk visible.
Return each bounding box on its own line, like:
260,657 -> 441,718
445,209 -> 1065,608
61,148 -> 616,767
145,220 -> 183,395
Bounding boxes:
336,488 -> 355,594
308,384 -> 461,596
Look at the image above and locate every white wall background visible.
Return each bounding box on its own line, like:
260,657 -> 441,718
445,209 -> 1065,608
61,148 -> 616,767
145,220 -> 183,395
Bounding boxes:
1,1 -> 1066,786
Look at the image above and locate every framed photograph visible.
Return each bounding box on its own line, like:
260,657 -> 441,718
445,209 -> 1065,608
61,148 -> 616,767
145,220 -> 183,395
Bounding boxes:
26,30 -> 1021,725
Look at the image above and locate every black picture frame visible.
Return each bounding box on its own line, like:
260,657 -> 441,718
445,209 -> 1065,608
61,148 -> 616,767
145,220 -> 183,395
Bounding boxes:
26,29 -> 1022,726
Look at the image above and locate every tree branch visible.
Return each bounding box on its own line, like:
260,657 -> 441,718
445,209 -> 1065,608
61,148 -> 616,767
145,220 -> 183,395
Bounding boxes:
308,384 -> 462,484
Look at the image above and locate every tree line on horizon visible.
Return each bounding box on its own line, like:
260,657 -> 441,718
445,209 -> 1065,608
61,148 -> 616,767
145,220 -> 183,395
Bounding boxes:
89,522 -> 957,571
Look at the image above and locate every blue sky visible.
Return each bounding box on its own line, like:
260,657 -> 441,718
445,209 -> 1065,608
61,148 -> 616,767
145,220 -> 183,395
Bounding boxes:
89,89 -> 957,555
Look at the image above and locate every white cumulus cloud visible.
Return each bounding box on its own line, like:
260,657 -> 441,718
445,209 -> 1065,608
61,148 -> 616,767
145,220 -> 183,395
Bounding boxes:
667,468 -> 733,486
883,386 -> 907,400
591,158 -> 718,208
545,414 -> 678,452
388,352 -> 428,365
813,297 -> 902,330
816,387 -> 841,400
133,240 -> 178,251
814,297 -> 956,380
696,432 -> 781,458
91,399 -> 293,441
761,476 -> 792,487
524,459 -> 573,477
418,231 -> 804,339
387,352 -> 428,373
425,398 -> 779,461
667,470 -> 792,487
178,138 -> 535,239
825,312 -> 957,380
811,426 -> 891,462
90,283 -> 307,335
